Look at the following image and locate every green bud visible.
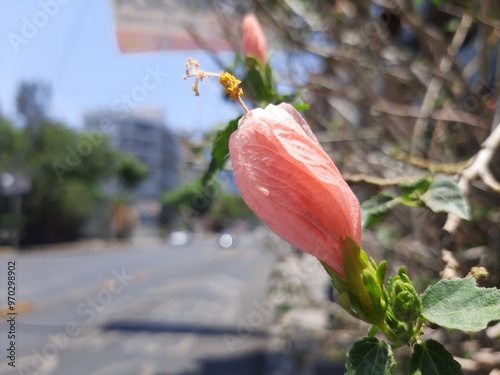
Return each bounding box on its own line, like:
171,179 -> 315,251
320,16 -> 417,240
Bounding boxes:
394,290 -> 421,322
388,267 -> 422,323
323,241 -> 423,347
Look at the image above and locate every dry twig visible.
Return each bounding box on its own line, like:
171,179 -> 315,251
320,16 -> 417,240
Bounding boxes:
441,123 -> 500,278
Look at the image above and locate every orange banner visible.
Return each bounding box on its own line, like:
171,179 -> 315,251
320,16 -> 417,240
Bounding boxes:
112,0 -> 232,53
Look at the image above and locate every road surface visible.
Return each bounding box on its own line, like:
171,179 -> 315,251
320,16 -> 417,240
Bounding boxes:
0,233 -> 278,375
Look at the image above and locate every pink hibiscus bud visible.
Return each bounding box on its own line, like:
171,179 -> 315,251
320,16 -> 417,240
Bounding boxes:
242,13 -> 268,65
229,103 -> 362,278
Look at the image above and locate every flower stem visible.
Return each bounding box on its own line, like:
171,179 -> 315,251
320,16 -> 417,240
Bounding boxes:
238,97 -> 249,113
375,319 -> 404,348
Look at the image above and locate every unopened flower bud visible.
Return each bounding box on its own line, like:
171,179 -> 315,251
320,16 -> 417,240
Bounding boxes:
242,13 -> 268,65
388,267 -> 422,323
229,103 -> 361,278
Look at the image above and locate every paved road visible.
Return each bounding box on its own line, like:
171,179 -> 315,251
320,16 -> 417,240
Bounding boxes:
0,233 -> 277,375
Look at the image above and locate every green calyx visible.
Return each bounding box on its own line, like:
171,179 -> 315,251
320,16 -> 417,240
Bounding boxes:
321,238 -> 423,348
322,238 -> 388,327
388,267 -> 422,322
386,267 -> 423,344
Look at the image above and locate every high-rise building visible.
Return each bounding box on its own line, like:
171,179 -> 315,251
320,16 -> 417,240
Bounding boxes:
84,108 -> 180,200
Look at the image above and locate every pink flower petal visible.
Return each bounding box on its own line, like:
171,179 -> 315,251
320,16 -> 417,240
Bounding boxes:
230,104 -> 361,278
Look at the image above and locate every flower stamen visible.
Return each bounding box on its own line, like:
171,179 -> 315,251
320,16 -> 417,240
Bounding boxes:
219,72 -> 243,101
183,58 -> 249,113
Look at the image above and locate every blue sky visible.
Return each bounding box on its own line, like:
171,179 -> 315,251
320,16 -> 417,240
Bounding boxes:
0,1 -> 241,134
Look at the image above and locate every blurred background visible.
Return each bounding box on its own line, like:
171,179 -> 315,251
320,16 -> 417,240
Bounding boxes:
0,1 -> 500,374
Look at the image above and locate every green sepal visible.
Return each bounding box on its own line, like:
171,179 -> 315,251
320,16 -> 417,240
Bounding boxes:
243,56 -> 275,106
376,261 -> 387,286
362,269 -> 386,319
338,290 -> 361,320
293,103 -> 310,111
322,237 -> 389,326
342,237 -> 376,317
321,239 -> 425,347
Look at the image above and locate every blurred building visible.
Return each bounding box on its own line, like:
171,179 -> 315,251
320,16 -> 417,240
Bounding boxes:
84,108 -> 180,200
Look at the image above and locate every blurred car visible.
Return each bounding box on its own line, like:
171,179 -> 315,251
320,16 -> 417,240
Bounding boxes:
168,230 -> 192,246
217,233 -> 238,248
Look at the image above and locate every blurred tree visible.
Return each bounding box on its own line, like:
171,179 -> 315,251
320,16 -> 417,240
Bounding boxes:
20,120 -> 115,244
16,81 -> 51,125
160,179 -> 256,234
115,153 -> 149,192
212,194 -> 255,221
16,82 -> 51,147
163,181 -> 217,215
0,118 -> 25,169
0,120 -> 26,243
1,81 -> 150,245
109,154 -> 149,240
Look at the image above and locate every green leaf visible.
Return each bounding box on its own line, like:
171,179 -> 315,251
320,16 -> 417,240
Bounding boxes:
201,117 -> 240,186
421,278 -> 500,331
399,176 -> 432,206
346,337 -> 395,375
421,178 -> 470,220
361,193 -> 400,228
410,339 -> 463,375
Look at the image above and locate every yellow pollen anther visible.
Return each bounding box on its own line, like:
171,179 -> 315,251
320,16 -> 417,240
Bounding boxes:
219,72 -> 243,101
183,58 -> 248,113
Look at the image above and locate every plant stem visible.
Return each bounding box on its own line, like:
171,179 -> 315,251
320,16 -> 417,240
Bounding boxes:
376,319 -> 404,348
238,96 -> 250,113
